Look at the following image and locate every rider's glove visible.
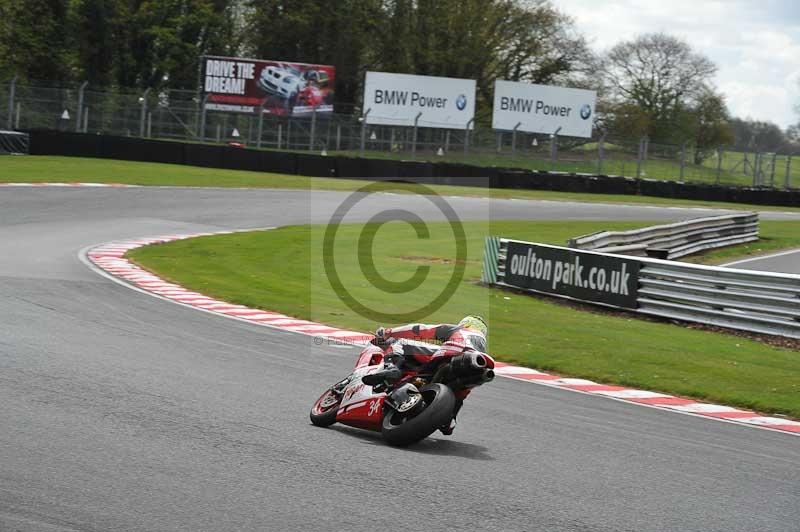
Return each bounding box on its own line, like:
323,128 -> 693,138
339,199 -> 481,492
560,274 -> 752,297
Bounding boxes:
375,327 -> 386,340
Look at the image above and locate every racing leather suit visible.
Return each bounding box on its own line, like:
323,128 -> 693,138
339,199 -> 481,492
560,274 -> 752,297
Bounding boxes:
364,323 -> 488,431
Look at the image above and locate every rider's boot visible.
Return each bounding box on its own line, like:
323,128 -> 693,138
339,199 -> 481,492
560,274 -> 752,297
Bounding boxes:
439,417 -> 457,435
439,398 -> 463,436
361,362 -> 402,386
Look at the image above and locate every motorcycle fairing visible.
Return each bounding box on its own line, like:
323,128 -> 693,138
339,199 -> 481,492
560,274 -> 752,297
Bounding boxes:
335,365 -> 386,431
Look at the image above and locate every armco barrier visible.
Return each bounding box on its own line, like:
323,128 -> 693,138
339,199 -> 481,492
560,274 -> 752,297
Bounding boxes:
568,213 -> 759,259
482,236 -> 800,339
23,131 -> 800,207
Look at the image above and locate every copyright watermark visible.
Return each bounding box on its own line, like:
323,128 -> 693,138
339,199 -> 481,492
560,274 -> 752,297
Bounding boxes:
320,181 -> 466,323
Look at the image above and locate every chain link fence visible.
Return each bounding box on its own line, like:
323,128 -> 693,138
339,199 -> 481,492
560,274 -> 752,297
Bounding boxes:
3,79 -> 798,188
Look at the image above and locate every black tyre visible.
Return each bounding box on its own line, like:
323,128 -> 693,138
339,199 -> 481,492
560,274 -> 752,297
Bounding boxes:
381,384 -> 456,447
310,388 -> 341,427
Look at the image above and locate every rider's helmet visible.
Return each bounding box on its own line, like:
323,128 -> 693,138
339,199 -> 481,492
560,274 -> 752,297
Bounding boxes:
458,315 -> 488,337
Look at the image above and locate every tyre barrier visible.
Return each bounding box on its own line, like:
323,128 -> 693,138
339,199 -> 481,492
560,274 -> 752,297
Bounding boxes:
25,130 -> 800,207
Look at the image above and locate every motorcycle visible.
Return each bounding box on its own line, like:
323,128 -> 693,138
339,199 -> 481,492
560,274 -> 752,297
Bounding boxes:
309,337 -> 495,446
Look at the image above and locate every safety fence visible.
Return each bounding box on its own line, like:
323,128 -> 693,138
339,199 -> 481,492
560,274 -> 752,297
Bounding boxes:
3,79 -> 799,189
482,237 -> 800,339
567,213 -> 759,259
25,131 -> 800,207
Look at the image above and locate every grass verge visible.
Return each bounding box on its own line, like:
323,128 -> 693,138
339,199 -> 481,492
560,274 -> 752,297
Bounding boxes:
128,219 -> 800,418
2,155 -> 800,212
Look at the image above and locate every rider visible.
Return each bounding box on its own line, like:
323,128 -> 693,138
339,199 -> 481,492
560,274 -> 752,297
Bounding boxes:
361,315 -> 488,435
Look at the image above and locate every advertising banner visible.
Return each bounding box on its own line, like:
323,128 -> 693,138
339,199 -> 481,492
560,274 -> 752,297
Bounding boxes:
201,55 -> 335,116
492,80 -> 596,138
502,241 -> 640,309
363,72 -> 475,129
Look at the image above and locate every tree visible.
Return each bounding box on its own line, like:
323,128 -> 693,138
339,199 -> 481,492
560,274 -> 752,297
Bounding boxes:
243,0 -> 590,113
70,0 -> 123,87
104,0 -> 240,90
0,0 -> 73,81
728,118 -> 787,153
689,88 -> 733,164
599,33 -> 716,144
373,0 -> 591,114
244,0 -> 380,108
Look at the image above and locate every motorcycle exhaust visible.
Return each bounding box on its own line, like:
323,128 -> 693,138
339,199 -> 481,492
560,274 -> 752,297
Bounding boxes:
450,353 -> 487,375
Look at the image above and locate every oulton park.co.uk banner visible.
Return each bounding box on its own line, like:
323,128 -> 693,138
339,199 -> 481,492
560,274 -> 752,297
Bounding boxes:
502,241 -> 640,309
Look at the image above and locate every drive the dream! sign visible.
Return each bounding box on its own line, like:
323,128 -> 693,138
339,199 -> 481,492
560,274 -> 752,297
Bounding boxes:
201,55 -> 335,117
363,72 -> 476,129
492,80 -> 596,138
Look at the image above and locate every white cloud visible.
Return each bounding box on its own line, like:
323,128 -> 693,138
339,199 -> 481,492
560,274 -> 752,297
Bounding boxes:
720,81 -> 790,122
555,0 -> 800,128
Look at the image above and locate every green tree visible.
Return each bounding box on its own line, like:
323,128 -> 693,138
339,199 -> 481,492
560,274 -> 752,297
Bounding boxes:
70,0 -> 123,86
244,0 -> 380,108
0,0 -> 73,81
108,0 -> 239,89
600,33 -> 717,144
244,0 -> 589,113
689,88 -> 733,164
729,117 -> 788,153
376,0 -> 590,113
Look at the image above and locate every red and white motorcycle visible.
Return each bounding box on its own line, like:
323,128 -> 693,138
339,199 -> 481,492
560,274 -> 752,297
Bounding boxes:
310,337 -> 495,446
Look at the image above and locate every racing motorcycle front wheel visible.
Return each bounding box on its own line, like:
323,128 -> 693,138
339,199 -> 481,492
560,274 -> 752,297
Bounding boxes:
381,383 -> 456,447
310,387 -> 341,427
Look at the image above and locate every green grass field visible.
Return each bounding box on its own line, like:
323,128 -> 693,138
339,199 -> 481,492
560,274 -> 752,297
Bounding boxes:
128,219 -> 800,418
2,155 -> 799,212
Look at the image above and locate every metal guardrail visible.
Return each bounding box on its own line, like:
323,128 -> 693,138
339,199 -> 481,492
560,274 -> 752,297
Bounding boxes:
482,236 -> 800,339
637,258 -> 800,338
567,213 -> 759,259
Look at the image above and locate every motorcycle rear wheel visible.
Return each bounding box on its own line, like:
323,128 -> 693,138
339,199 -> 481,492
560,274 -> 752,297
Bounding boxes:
310,388 -> 341,427
381,383 -> 455,447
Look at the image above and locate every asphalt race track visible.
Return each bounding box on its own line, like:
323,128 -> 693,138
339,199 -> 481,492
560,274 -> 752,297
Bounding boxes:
1,187 -> 798,532
724,249 -> 800,275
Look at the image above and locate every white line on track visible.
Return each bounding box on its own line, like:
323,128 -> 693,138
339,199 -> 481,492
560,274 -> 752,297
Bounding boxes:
722,248 -> 800,267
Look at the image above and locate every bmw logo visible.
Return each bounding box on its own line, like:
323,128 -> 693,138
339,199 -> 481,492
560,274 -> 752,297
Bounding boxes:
456,94 -> 467,111
580,104 -> 592,120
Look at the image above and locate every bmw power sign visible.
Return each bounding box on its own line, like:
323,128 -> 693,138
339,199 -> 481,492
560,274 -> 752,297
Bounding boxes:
492,80 -> 597,138
363,72 -> 476,129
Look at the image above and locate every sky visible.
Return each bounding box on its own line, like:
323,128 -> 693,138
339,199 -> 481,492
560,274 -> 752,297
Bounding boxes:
555,0 -> 800,129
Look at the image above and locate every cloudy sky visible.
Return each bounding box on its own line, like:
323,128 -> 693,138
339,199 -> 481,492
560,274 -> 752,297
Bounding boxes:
555,0 -> 800,129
